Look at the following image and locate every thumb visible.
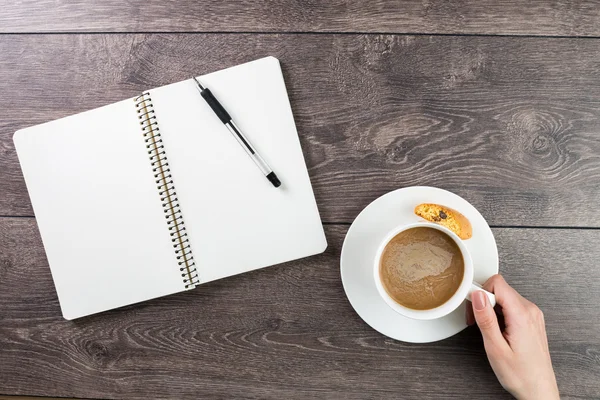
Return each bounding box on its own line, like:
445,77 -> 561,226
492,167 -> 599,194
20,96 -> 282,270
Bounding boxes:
472,291 -> 507,351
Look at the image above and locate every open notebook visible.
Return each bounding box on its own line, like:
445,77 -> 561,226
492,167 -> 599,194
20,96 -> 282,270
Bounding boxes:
14,57 -> 327,320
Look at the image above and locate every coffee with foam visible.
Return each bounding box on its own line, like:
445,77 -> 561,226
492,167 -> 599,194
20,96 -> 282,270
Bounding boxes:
379,227 -> 464,310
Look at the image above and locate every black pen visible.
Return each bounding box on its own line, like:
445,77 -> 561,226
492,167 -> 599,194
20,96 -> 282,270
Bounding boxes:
192,77 -> 281,188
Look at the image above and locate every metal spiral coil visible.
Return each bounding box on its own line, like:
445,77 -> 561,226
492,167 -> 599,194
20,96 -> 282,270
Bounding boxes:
134,92 -> 199,288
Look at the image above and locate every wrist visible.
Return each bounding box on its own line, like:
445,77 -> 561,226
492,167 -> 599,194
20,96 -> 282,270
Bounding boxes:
514,383 -> 559,400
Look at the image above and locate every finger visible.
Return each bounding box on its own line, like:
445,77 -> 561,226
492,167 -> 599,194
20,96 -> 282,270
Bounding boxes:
472,290 -> 511,354
483,275 -> 525,310
466,302 -> 475,326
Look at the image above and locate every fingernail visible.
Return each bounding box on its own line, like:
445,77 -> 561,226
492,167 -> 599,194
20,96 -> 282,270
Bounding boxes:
473,291 -> 487,311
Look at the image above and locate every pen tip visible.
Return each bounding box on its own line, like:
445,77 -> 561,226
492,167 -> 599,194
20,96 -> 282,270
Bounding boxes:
193,76 -> 205,90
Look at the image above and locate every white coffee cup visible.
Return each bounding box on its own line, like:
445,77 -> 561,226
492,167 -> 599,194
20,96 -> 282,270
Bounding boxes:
373,221 -> 495,320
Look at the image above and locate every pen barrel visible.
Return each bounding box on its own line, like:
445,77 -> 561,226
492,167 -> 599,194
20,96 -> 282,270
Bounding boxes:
201,88 -> 231,123
250,151 -> 272,175
193,78 -> 279,185
226,122 -> 272,175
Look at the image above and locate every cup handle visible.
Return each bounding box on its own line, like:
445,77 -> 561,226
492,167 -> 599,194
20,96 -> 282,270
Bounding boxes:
467,282 -> 496,307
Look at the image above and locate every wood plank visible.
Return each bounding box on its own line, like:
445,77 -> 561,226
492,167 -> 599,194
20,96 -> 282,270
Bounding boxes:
1,0 -> 600,36
2,34 -> 600,226
0,218 -> 599,399
0,397 -> 80,400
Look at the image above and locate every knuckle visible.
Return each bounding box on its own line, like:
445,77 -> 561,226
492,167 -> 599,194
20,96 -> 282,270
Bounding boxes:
535,307 -> 545,322
477,315 -> 497,331
483,276 -> 498,291
525,303 -> 545,323
487,274 -> 503,286
484,274 -> 506,292
527,303 -> 541,316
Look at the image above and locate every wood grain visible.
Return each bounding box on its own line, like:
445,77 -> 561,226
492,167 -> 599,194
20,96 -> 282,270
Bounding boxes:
0,219 -> 599,399
0,397 -> 80,400
2,34 -> 600,226
1,0 -> 600,36
2,3 -> 600,399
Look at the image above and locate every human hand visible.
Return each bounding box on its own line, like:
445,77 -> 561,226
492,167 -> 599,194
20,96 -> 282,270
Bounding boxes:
466,275 -> 559,400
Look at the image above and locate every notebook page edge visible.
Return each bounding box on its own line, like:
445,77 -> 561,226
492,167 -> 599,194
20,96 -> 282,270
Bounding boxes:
14,98 -> 187,319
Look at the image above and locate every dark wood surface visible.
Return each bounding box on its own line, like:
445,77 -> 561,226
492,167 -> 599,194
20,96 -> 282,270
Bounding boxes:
1,220 -> 599,399
1,0 -> 600,36
0,397 -> 70,400
2,34 -> 600,226
2,2 -> 600,399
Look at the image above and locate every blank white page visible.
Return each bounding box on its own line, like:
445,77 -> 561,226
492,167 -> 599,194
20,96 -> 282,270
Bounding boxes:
149,57 -> 327,283
14,99 -> 186,320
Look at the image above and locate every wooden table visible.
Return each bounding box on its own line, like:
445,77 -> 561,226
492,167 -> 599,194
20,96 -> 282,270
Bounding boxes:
1,1 -> 600,399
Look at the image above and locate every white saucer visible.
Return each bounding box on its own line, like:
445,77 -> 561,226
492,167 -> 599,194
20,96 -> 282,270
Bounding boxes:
340,186 -> 499,343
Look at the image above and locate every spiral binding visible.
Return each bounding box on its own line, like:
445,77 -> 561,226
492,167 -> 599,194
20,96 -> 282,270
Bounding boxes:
134,92 -> 199,289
